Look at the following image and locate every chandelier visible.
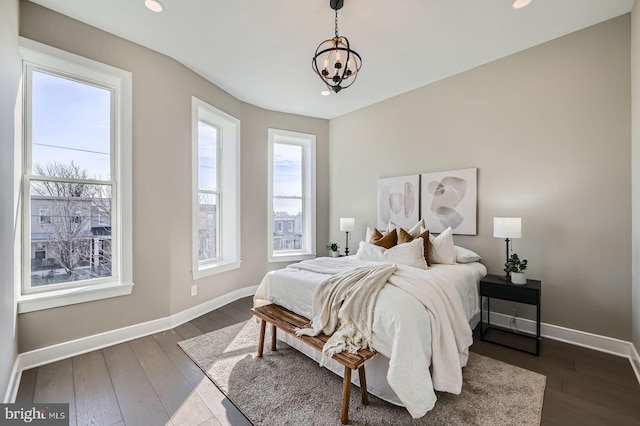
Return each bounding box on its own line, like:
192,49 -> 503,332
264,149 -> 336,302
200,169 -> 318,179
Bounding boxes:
311,0 -> 362,93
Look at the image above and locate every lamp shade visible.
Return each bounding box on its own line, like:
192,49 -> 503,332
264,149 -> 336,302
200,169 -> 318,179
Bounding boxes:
339,217 -> 355,232
493,217 -> 521,239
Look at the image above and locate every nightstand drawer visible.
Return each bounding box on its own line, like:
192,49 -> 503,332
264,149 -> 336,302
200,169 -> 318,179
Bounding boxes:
480,282 -> 538,304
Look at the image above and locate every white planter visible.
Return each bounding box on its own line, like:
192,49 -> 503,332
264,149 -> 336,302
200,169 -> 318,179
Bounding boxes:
510,272 -> 527,285
330,250 -> 340,257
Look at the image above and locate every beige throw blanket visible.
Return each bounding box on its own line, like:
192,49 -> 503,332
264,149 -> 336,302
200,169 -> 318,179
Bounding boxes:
295,264 -> 396,365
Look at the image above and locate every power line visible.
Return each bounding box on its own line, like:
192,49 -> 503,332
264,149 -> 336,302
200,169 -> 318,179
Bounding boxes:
33,142 -> 109,156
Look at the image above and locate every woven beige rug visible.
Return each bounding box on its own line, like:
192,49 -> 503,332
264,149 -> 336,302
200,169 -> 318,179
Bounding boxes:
178,320 -> 546,425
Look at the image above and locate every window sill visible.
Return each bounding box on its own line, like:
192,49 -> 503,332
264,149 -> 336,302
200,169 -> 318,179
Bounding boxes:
18,281 -> 134,314
268,253 -> 316,263
193,260 -> 241,280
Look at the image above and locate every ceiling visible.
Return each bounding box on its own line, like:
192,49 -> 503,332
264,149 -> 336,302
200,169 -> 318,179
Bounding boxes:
29,0 -> 634,119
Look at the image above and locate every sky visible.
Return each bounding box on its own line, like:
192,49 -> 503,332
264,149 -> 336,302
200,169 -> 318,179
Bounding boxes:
32,70 -> 112,181
32,70 -> 304,216
273,143 -> 303,215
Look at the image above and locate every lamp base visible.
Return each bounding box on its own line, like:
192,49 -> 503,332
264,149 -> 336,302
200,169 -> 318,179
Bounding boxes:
344,231 -> 350,256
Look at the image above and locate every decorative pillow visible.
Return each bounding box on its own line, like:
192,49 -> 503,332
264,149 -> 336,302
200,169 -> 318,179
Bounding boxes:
428,227 -> 456,264
397,228 -> 431,266
455,246 -> 481,263
369,228 -> 397,249
387,219 -> 425,237
365,226 -> 380,242
396,227 -> 413,244
355,238 -> 427,269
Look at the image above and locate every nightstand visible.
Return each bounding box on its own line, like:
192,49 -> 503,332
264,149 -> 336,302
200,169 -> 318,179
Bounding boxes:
479,274 -> 541,355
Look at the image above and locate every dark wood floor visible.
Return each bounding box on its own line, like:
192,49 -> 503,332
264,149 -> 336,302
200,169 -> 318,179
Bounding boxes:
15,296 -> 640,425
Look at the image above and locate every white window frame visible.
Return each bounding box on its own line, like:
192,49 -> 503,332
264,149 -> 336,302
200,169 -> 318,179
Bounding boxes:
191,97 -> 241,279
268,128 -> 316,263
17,38 -> 133,314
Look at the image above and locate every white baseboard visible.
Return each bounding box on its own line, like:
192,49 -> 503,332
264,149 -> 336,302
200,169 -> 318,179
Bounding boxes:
630,343 -> 640,385
486,311 -> 640,383
4,284 -> 258,402
169,285 -> 258,328
4,358 -> 21,403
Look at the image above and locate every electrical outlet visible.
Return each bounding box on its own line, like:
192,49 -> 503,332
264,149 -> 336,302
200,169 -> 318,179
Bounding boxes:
191,285 -> 197,296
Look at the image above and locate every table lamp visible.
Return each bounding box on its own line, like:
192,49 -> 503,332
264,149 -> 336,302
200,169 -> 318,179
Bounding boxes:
493,217 -> 521,279
340,218 -> 355,256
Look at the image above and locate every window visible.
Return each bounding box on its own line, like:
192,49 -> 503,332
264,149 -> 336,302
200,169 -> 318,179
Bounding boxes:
39,208 -> 50,224
19,38 -> 133,313
268,128 -> 316,262
192,97 -> 240,278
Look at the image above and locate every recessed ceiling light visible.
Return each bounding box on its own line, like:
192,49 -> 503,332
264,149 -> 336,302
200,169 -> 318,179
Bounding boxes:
321,90 -> 331,96
145,0 -> 164,12
513,0 -> 532,9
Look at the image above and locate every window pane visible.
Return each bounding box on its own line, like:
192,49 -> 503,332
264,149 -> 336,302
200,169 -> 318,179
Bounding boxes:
198,192 -> 219,261
273,143 -> 302,197
30,180 -> 113,287
31,70 -> 112,181
273,198 -> 303,252
198,121 -> 218,191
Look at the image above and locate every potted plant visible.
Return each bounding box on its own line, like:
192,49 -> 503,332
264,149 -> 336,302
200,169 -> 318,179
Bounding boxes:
504,253 -> 528,285
326,243 -> 340,257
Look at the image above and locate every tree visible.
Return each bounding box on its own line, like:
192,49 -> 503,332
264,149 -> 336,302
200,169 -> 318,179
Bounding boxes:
32,161 -> 112,278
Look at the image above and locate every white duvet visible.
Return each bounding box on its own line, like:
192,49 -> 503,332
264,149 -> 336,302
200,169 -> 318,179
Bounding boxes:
253,257 -> 487,418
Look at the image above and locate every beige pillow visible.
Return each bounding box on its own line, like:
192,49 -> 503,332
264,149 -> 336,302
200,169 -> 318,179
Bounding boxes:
428,227 -> 456,264
398,228 -> 431,266
369,228 -> 397,249
355,239 -> 428,269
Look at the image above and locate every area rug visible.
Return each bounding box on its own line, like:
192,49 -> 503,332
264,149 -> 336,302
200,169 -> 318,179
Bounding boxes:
178,320 -> 546,425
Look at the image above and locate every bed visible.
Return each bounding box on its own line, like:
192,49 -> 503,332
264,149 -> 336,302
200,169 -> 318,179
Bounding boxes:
253,234 -> 487,419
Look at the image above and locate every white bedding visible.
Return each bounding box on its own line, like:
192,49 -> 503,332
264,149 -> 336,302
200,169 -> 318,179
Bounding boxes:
253,257 -> 487,418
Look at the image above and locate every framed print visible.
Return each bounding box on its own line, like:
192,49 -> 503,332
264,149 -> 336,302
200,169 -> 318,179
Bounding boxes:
377,174 -> 419,229
421,168 -> 477,235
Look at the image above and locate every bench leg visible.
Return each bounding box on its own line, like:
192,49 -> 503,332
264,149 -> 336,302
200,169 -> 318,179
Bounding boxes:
271,324 -> 277,351
358,366 -> 369,405
341,367 -> 351,425
257,319 -> 266,358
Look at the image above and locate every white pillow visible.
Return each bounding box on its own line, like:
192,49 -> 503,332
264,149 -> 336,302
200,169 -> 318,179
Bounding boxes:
428,227 -> 456,264
455,246 -> 481,263
387,218 -> 425,237
355,238 -> 428,269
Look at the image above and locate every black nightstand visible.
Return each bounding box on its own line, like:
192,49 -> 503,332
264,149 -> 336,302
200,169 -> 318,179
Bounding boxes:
479,274 -> 541,355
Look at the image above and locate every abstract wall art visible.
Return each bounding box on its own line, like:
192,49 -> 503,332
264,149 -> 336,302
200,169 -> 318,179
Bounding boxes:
377,174 -> 420,229
420,168 -> 477,235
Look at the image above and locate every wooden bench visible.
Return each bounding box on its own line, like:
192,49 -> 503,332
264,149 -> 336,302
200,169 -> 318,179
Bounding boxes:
251,304 -> 377,424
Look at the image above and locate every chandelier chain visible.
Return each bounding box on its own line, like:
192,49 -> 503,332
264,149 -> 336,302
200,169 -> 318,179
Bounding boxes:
335,9 -> 339,38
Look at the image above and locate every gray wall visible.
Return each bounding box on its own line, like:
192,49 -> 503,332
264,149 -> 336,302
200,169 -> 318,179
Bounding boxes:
329,15 -> 632,340
18,1 -> 329,351
0,0 -> 21,399
632,4 -> 640,355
